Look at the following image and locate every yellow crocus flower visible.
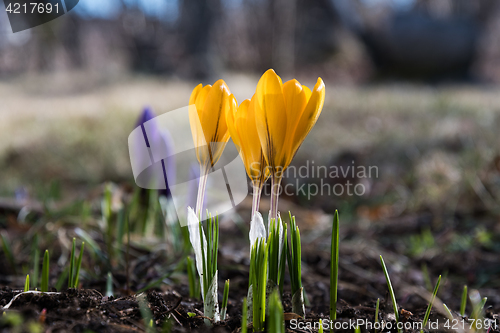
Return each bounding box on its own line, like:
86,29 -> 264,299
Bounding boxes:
189,79 -> 237,216
254,69 -> 326,220
226,94 -> 271,216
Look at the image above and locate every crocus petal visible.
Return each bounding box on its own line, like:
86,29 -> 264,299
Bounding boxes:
187,206 -> 207,300
249,212 -> 266,249
290,78 -> 325,161
195,85 -> 212,116
245,96 -> 270,182
189,103 -> 208,165
283,79 -> 307,123
226,99 -> 246,148
302,85 -> 312,101
255,69 -> 287,170
200,80 -> 230,143
189,84 -> 203,105
283,79 -> 308,164
189,80 -> 235,169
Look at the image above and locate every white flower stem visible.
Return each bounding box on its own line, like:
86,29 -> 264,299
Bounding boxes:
196,167 -> 209,218
269,176 -> 282,223
251,182 -> 263,218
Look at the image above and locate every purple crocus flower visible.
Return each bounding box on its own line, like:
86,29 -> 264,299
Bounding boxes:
135,106 -> 175,198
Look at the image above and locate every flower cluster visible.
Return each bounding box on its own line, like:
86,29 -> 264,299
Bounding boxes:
186,69 -> 325,325
189,69 -> 325,222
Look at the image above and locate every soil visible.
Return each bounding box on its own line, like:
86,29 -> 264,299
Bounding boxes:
1,198 -> 499,332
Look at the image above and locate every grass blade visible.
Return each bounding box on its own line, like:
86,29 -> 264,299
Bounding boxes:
32,248 -> 40,289
375,298 -> 380,333
186,256 -> 198,298
41,250 -> 49,292
68,238 -> 76,289
221,279 -> 230,320
73,242 -> 85,288
138,293 -> 155,333
460,285 -> 467,316
267,290 -> 285,333
443,304 -> 453,320
379,255 -> 401,333
106,272 -> 113,297
330,210 -> 339,320
421,275 -> 441,332
287,215 -> 305,317
24,274 -> 29,292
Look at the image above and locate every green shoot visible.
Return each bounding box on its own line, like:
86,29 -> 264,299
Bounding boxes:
68,238 -> 76,288
421,275 -> 441,333
375,298 -> 380,333
161,317 -> 174,333
479,297 -> 487,312
115,207 -> 126,262
186,209 -> 221,322
286,214 -> 304,317
460,285 -> 467,316
379,255 -> 401,333
102,183 -> 114,268
106,272 -> 113,297
330,210 -> 339,320
186,256 -> 199,298
137,293 -> 155,333
73,242 -> 85,288
221,279 -> 230,320
1,231 -> 17,275
469,290 -> 486,330
268,217 -> 286,295
319,319 -> 324,333
41,250 -> 49,293
199,214 -> 219,302
443,304 -> 454,320
24,275 -> 29,292
267,290 -> 285,333
68,238 -> 85,289
241,297 -> 248,333
250,238 -> 268,331
355,326 -> 361,333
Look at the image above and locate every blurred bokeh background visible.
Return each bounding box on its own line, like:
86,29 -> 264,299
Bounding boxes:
0,0 -> 499,316
2,0 -> 500,214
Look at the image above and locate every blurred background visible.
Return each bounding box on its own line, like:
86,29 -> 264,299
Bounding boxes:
0,0 -> 499,312
2,0 -> 500,213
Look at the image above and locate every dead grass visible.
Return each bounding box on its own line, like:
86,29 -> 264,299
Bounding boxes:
0,73 -> 499,198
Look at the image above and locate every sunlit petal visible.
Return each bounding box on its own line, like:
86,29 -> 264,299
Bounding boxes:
189,80 -> 234,169
189,83 -> 203,106
195,85 -> 212,116
302,85 -> 312,101
255,69 -> 287,170
290,78 -> 325,161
